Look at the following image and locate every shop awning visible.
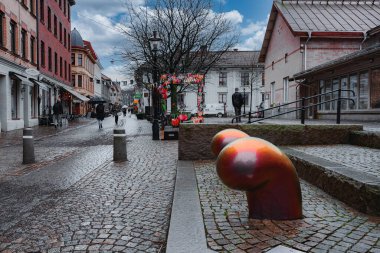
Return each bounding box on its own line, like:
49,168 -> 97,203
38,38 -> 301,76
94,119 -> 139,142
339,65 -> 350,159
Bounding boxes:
9,72 -> 33,86
56,83 -> 90,102
29,78 -> 50,91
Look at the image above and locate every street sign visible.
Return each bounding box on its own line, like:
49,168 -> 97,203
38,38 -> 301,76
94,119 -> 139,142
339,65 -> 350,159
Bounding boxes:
25,68 -> 40,77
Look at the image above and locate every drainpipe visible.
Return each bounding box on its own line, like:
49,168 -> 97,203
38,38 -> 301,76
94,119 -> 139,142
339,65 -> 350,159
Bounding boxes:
360,31 -> 367,50
303,31 -> 312,71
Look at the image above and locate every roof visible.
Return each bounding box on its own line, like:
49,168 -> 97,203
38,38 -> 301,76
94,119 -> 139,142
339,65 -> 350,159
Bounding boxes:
294,43 -> 380,78
213,51 -> 263,68
259,0 -> 380,62
276,0 -> 380,33
71,28 -> 84,48
83,40 -> 98,61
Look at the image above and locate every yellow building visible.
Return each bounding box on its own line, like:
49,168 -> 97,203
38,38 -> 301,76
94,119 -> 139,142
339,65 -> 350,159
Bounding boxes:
70,28 -> 97,115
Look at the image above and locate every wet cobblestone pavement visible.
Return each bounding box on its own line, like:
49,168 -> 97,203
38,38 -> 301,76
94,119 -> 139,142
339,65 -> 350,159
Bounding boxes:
0,116 -> 178,252
288,145 -> 380,179
195,161 -> 380,253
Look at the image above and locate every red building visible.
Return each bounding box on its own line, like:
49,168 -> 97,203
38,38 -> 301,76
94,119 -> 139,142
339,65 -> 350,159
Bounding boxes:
37,0 -> 87,115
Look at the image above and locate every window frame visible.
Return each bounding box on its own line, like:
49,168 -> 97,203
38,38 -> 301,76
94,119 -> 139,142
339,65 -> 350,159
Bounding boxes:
241,72 -> 250,86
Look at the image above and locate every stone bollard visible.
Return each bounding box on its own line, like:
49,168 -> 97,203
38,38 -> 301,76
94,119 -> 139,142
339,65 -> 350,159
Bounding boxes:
23,128 -> 35,164
113,128 -> 127,162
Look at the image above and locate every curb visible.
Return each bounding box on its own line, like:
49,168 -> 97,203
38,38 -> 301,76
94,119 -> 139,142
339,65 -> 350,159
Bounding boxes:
166,161 -> 216,253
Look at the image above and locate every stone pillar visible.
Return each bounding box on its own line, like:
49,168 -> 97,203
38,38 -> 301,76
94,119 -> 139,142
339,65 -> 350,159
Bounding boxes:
23,128 -> 35,164
113,128 -> 127,162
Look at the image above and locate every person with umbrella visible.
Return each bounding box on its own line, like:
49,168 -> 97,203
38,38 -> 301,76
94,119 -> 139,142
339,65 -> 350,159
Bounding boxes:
122,105 -> 127,117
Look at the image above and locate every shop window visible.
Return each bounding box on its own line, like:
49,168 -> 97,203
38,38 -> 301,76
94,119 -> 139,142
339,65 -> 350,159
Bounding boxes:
243,93 -> 249,106
359,72 -> 369,109
332,78 -> 339,110
219,72 -> 227,86
324,80 -> 331,110
340,77 -> 348,110
319,80 -> 325,110
31,85 -> 38,118
349,74 -> 358,110
11,79 -> 20,119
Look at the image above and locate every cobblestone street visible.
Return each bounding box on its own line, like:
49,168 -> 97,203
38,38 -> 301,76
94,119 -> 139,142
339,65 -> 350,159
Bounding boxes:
196,161 -> 380,253
0,116 -> 178,252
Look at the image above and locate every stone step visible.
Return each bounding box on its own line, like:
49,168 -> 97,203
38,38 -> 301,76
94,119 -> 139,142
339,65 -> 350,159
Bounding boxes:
282,146 -> 380,216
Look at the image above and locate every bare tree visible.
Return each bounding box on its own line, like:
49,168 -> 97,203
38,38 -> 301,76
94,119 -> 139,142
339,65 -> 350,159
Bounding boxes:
122,0 -> 239,113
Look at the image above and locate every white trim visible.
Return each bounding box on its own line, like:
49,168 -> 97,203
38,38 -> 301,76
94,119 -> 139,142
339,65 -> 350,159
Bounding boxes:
113,134 -> 126,137
23,136 -> 33,139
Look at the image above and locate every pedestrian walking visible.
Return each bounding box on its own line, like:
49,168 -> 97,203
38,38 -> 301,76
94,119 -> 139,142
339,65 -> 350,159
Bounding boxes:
112,107 -> 119,125
53,98 -> 63,128
96,103 -> 105,129
232,88 -> 244,123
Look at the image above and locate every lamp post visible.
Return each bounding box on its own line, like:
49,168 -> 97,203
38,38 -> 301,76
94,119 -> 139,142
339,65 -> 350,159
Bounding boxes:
149,31 -> 162,140
243,87 -> 246,115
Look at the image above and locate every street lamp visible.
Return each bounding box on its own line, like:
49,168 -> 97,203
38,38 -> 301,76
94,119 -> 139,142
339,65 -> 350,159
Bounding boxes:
149,31 -> 162,140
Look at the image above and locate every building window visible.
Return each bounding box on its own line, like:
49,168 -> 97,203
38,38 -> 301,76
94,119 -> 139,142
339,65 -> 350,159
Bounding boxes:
71,53 -> 75,65
270,82 -> 275,105
285,53 -> 288,63
283,76 -> 289,102
21,29 -> 27,59
218,93 -> 227,104
341,77 -> 348,110
64,60 -> 67,80
47,7 -> 51,31
30,36 -> 35,63
10,21 -> 17,53
219,72 -> 227,86
64,28 -> 67,47
64,0 -> 66,15
71,75 -> 75,86
48,47 -> 52,71
359,71 -> 369,109
59,22 -> 62,42
54,15 -> 57,37
78,75 -> 82,87
0,12 -> 4,47
30,0 -> 35,15
272,61 -> 274,70
241,72 -> 249,86
40,0 -> 44,23
324,79 -> 331,110
68,64 -> 71,81
78,54 -> 83,66
60,57 -> 63,77
54,52 -> 58,74
349,74 -> 358,110
332,78 -> 339,110
68,4 -> 70,21
59,0 -> 62,9
40,40 -> 45,66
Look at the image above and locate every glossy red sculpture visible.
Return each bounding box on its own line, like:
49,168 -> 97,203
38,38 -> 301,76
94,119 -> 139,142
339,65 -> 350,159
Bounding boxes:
211,129 -> 249,156
216,137 -> 302,220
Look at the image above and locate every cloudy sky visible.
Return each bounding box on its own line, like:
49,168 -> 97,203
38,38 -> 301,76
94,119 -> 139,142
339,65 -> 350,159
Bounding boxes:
71,0 -> 272,81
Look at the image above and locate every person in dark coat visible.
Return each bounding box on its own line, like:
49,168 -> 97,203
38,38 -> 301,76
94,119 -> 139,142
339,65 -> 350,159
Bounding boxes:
96,103 -> 105,129
112,106 -> 120,125
232,88 -> 244,123
53,98 -> 63,128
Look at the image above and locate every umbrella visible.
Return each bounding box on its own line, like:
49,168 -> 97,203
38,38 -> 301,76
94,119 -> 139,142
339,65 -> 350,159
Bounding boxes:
89,96 -> 106,104
122,105 -> 128,109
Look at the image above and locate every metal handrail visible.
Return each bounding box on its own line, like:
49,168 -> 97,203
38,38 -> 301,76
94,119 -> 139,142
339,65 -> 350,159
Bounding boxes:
232,89 -> 356,125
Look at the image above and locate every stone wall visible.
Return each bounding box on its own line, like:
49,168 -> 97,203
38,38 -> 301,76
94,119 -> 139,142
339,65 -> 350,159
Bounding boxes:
350,131 -> 380,149
178,123 -> 363,160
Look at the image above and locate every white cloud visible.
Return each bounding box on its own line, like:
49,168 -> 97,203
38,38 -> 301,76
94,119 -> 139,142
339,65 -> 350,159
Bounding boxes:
222,10 -> 243,25
72,0 -> 144,17
237,16 -> 268,50
102,64 -> 131,81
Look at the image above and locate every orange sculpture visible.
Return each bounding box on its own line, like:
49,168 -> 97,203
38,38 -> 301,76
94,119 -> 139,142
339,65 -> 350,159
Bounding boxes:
211,129 -> 249,156
214,133 -> 302,220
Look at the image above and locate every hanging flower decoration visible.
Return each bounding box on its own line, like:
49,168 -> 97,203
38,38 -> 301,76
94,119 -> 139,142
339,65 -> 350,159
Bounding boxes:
159,73 -> 204,100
